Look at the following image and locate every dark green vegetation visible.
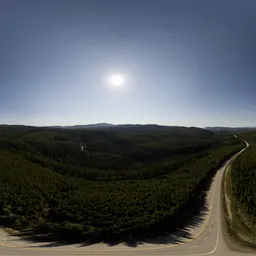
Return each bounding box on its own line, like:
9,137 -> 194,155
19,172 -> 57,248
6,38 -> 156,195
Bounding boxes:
228,132 -> 256,244
0,125 -> 244,242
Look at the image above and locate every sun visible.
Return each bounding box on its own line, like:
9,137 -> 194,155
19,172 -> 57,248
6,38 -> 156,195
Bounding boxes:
108,74 -> 125,87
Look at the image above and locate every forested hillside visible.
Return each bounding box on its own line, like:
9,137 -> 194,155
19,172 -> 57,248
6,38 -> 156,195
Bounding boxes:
229,132 -> 256,243
0,125 -> 244,242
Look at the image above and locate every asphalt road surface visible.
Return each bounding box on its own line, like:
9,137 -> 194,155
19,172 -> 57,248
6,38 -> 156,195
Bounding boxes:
0,141 -> 254,256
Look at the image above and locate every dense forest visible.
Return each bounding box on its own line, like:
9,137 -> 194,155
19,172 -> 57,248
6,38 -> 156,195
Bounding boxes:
0,125 -> 244,242
229,132 -> 256,243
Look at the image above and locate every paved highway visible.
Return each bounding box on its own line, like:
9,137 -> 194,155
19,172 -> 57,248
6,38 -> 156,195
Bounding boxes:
0,141 -> 254,256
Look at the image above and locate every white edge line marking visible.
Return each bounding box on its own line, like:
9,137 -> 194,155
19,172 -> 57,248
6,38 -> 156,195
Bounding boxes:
189,244 -> 198,249
189,140 -> 250,256
189,185 -> 220,256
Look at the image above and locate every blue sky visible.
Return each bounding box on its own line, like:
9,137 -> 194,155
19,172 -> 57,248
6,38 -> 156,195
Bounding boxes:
1,0 -> 256,127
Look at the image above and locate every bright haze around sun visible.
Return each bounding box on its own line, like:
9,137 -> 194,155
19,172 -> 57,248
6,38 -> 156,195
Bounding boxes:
106,73 -> 126,90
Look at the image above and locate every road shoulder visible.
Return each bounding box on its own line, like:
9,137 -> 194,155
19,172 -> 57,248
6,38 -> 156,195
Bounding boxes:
221,148 -> 256,253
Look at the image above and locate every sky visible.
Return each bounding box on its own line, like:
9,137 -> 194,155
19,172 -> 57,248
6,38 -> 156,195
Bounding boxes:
1,0 -> 256,127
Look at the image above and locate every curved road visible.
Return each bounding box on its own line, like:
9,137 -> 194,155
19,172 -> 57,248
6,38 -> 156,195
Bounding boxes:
0,141 -> 253,256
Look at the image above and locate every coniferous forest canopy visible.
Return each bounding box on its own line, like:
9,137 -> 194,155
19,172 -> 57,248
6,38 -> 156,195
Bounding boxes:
230,132 -> 256,241
0,125 -> 245,242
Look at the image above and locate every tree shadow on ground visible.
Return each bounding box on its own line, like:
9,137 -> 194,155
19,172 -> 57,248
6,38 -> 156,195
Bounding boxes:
23,201 -> 209,248
12,182 -> 211,248
10,173 -> 216,248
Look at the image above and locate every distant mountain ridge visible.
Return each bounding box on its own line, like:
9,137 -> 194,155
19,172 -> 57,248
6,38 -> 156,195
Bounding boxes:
51,123 -> 210,133
49,123 -> 114,129
3,123 -> 256,133
67,123 -> 114,129
204,126 -> 256,132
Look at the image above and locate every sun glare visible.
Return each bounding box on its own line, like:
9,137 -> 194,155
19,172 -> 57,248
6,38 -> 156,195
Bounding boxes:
108,74 -> 125,87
